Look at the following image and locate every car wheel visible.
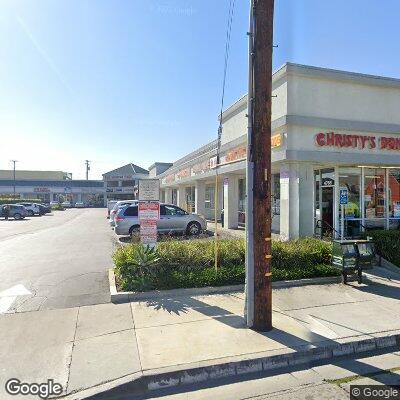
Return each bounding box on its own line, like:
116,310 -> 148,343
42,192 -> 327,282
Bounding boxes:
129,225 -> 140,238
186,221 -> 201,236
28,210 -> 34,216
14,213 -> 22,220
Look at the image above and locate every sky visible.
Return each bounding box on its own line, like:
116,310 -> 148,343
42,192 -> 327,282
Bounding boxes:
1,0 -> 400,179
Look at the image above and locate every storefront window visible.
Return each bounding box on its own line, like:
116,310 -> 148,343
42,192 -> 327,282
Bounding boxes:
339,167 -> 361,237
388,169 -> 400,230
185,186 -> 195,212
205,185 -> 215,209
172,189 -> 177,205
238,178 -> 246,226
364,168 -> 386,229
238,179 -> 246,212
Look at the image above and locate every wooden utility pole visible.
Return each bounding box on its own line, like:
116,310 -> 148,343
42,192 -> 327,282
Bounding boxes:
245,0 -> 274,331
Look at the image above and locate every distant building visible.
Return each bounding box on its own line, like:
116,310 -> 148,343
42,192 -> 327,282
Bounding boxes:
0,179 -> 104,205
102,163 -> 149,201
148,162 -> 173,178
0,170 -> 72,181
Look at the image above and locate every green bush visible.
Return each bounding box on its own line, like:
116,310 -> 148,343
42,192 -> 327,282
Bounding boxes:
114,238 -> 339,292
0,198 -> 42,205
360,230 -> 400,267
51,204 -> 65,211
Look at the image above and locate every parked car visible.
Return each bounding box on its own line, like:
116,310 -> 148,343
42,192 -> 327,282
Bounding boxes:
61,201 -> 72,208
0,204 -> 28,220
50,201 -> 59,207
20,203 -> 41,216
114,203 -> 207,236
109,200 -> 138,227
75,202 -> 85,208
38,204 -> 51,214
107,200 -> 118,218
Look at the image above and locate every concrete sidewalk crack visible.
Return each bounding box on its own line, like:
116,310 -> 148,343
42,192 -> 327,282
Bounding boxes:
65,307 -> 80,395
130,302 -> 144,372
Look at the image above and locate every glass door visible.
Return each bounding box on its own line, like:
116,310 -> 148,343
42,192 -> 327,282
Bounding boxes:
315,168 -> 335,237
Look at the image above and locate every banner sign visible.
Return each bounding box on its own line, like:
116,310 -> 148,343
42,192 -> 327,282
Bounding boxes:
139,202 -> 160,220
140,220 -> 158,246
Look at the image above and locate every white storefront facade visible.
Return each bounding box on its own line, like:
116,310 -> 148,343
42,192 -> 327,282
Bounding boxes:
158,63 -> 400,240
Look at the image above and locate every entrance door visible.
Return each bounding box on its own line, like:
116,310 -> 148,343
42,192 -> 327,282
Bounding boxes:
315,168 -> 335,237
321,186 -> 334,235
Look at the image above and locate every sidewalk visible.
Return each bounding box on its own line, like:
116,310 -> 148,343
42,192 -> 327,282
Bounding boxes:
1,267 -> 400,399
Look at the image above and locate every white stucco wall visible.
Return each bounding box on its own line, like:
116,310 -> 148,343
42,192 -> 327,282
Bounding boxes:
288,73 -> 400,125
220,76 -> 288,145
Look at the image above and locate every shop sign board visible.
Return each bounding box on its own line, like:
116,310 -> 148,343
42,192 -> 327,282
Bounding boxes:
34,187 -> 50,193
139,201 -> 160,220
138,200 -> 160,247
140,220 -> 158,246
316,131 -> 400,151
138,179 -> 160,201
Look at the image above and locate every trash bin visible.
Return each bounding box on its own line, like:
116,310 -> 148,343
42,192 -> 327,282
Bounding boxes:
332,239 -> 375,284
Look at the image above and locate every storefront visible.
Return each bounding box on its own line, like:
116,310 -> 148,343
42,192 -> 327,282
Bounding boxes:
0,180 -> 105,206
157,63 -> 400,240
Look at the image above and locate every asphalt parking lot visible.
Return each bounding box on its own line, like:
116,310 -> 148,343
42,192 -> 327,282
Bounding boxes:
0,208 -> 115,313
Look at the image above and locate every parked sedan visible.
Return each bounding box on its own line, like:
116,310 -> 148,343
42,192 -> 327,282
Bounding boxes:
114,203 -> 207,236
75,202 -> 85,208
0,204 -> 28,220
38,204 -> 51,214
61,201 -> 72,208
109,200 -> 138,227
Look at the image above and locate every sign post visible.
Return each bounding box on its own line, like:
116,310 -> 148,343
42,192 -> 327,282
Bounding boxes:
138,180 -> 160,248
339,188 -> 349,240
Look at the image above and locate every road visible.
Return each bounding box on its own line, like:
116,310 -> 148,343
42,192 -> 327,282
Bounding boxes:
0,208 -> 116,313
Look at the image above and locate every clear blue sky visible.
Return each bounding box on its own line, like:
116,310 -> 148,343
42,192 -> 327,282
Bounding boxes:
1,0 -> 399,179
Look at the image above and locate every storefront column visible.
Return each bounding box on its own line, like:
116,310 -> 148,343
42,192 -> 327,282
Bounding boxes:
195,181 -> 206,216
280,163 -> 314,240
164,188 -> 173,204
223,175 -> 239,229
177,186 -> 186,209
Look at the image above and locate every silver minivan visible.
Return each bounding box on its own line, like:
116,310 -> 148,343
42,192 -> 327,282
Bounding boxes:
114,203 -> 207,236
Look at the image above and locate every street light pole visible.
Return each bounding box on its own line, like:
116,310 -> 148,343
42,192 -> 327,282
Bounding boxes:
245,0 -> 274,331
10,160 -> 18,199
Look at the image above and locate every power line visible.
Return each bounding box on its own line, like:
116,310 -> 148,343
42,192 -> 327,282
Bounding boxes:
214,0 -> 237,271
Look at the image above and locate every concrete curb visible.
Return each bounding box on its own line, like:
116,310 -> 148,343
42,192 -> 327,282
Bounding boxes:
109,269 -> 341,303
143,334 -> 400,391
79,332 -> 400,399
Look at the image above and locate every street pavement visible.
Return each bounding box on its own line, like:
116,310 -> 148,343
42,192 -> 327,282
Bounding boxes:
0,271 -> 399,399
0,208 -> 115,313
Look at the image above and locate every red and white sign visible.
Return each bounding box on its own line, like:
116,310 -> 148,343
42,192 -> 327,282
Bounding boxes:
316,132 -> 400,151
138,201 -> 160,220
140,220 -> 158,245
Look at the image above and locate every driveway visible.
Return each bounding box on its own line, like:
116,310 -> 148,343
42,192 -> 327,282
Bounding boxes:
0,208 -> 116,313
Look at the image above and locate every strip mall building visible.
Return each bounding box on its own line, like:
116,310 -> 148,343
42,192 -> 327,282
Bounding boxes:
157,63 -> 400,240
